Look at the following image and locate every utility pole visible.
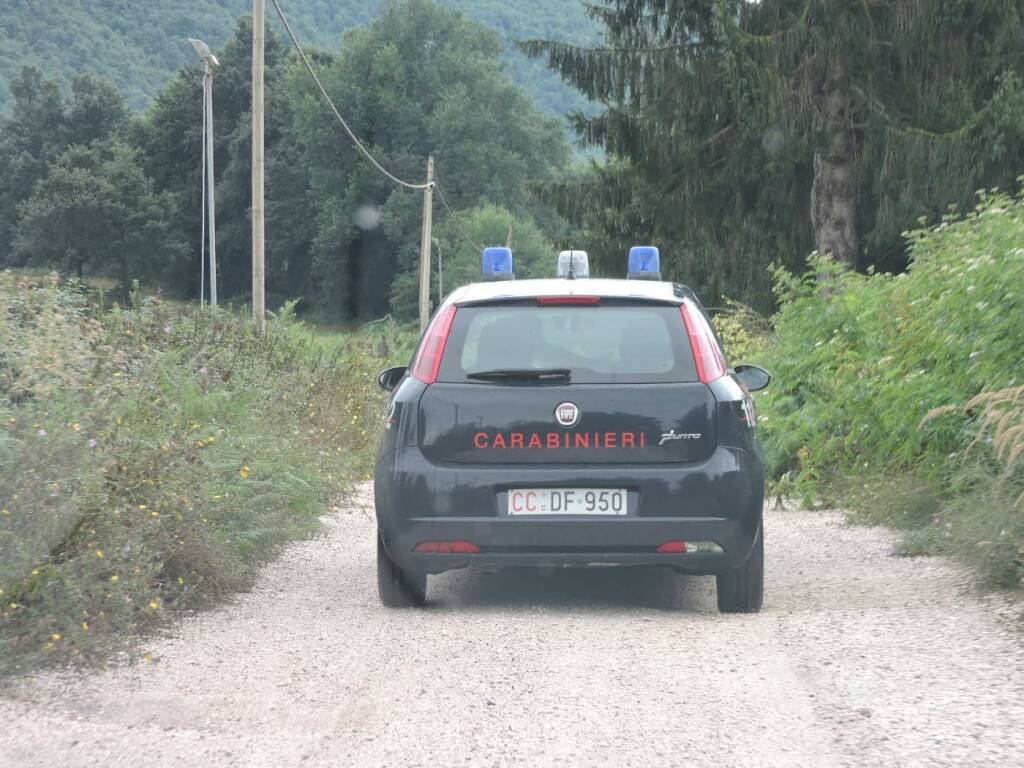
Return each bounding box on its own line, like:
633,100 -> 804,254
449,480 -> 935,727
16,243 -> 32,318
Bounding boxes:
252,0 -> 266,333
418,155 -> 434,332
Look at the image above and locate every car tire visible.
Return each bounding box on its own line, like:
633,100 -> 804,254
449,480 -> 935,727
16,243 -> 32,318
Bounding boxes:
377,533 -> 427,608
715,525 -> 764,613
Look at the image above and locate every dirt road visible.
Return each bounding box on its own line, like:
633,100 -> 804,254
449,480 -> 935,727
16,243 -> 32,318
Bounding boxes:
1,484 -> 1022,767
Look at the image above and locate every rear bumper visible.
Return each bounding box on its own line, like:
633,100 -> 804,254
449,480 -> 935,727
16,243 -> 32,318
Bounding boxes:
375,445 -> 763,576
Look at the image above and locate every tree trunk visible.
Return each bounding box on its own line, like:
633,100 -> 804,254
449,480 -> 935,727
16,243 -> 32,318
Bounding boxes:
120,254 -> 130,304
811,88 -> 858,268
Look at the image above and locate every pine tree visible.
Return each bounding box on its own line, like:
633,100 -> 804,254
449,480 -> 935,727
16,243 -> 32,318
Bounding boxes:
526,0 -> 1024,306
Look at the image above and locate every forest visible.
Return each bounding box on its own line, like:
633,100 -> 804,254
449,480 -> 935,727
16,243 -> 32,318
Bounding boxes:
0,0 -> 599,118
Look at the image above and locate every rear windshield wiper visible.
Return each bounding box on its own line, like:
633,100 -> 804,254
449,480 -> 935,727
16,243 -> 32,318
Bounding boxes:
466,368 -> 572,382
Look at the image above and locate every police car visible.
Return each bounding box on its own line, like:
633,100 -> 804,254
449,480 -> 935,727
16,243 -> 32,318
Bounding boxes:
374,247 -> 771,612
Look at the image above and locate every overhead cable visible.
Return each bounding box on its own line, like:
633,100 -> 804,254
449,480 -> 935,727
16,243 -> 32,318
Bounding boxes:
434,179 -> 484,253
270,0 -> 432,190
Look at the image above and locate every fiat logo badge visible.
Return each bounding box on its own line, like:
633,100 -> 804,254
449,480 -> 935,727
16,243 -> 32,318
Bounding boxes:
554,402 -> 580,428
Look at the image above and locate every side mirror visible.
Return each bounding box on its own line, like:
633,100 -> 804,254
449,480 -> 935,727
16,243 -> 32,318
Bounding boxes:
734,364 -> 771,392
377,366 -> 407,392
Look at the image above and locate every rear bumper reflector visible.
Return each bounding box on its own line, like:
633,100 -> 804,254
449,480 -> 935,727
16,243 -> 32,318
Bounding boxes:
656,540 -> 723,554
414,541 -> 481,554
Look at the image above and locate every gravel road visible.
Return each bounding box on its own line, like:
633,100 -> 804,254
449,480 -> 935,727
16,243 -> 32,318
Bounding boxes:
1,483 -> 1022,768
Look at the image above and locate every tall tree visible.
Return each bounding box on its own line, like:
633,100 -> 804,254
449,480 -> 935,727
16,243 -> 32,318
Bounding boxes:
0,68 -> 68,264
14,141 -> 183,293
289,0 -> 569,319
0,68 -> 133,266
526,0 -> 1024,306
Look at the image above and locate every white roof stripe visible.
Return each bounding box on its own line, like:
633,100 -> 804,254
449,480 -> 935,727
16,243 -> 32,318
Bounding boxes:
448,278 -> 685,305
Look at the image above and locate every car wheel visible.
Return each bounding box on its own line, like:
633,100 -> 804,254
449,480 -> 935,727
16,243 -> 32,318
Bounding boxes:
377,533 -> 427,608
715,525 -> 763,613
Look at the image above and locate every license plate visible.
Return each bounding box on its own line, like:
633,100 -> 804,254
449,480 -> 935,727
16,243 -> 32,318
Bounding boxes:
508,488 -> 627,516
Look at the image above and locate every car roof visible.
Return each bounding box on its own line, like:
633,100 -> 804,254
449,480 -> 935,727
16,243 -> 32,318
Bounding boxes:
447,278 -> 693,306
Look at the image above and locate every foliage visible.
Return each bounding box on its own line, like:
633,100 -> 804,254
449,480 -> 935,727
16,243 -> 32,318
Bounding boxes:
0,3 -> 571,319
756,189 -> 1024,585
526,0 -> 1024,309
15,141 -> 184,291
389,203 -> 555,316
709,300 -> 770,364
290,0 -> 569,318
0,271 -> 398,674
0,68 -> 132,266
0,0 -> 598,119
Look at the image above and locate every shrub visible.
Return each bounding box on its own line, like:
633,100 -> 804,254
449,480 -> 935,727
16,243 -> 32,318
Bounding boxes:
710,300 -> 771,364
0,272 -> 397,673
756,190 -> 1024,584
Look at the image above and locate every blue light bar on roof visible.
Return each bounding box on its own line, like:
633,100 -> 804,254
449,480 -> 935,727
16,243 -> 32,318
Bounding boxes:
627,246 -> 661,280
481,247 -> 514,281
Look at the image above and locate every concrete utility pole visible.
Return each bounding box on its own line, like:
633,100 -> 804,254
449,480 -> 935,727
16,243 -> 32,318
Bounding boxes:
418,155 -> 435,332
204,64 -> 218,307
252,0 -> 266,333
189,38 -> 220,307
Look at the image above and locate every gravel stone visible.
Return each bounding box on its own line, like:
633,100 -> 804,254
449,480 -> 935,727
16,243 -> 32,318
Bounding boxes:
1,483 -> 1022,767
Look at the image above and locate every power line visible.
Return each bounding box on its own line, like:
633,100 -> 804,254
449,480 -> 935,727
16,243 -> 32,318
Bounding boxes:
269,0 -> 431,191
434,178 -> 484,253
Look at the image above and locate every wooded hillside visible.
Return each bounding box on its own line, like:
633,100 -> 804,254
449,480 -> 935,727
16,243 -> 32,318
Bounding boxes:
0,0 -> 598,117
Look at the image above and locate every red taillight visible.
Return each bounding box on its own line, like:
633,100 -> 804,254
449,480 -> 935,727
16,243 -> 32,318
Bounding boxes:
537,296 -> 601,305
656,541 -> 687,553
414,541 -> 480,554
680,302 -> 727,384
411,304 -> 457,384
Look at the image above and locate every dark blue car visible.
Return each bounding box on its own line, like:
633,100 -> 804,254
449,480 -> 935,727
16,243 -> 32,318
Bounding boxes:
374,249 -> 771,612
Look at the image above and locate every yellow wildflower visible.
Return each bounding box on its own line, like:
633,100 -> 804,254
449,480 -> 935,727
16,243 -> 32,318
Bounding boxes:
110,575 -> 119,583
51,633 -> 62,641
239,466 -> 251,479
82,622 -> 89,631
95,549 -> 104,558
148,601 -> 159,610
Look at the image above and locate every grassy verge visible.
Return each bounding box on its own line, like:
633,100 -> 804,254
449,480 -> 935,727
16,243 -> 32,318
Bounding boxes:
0,273 -> 414,674
745,189 -> 1024,588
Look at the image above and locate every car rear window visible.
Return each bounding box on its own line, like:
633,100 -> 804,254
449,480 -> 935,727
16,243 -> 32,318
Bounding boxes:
437,304 -> 699,384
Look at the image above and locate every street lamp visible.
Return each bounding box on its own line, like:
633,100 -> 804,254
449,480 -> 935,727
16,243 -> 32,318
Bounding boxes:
189,38 -> 220,307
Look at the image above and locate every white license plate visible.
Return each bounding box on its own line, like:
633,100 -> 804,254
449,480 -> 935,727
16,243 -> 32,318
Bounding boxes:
508,488 -> 627,516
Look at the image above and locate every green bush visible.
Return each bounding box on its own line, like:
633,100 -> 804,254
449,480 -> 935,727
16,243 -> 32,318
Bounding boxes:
757,190 -> 1024,585
0,272 -> 396,673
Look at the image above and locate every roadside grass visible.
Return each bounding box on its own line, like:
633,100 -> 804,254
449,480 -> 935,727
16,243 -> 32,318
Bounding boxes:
0,272 -> 411,675
754,189 -> 1024,588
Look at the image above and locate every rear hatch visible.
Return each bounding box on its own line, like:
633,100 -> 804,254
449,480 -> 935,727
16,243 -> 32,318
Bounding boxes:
418,300 -> 717,464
